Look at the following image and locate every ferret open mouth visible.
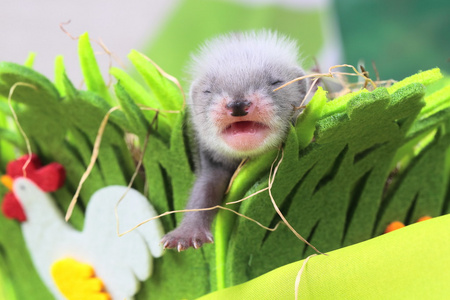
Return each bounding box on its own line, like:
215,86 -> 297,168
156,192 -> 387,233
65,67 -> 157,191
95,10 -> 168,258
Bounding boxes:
221,121 -> 270,151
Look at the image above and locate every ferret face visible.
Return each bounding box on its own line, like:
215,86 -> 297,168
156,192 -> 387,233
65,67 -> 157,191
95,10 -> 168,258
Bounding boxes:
188,31 -> 309,160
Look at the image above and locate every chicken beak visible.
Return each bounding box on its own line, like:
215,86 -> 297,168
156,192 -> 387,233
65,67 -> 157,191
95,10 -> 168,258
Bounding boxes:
1,175 -> 13,190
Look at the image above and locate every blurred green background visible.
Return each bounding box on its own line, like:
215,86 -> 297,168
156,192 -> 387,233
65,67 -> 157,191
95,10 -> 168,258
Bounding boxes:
334,0 -> 449,80
143,0 -> 449,84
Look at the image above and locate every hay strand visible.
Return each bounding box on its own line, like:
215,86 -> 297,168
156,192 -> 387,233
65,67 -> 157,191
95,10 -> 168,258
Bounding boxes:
294,254 -> 318,300
267,147 -> 325,255
65,106 -> 120,221
7,82 -> 37,177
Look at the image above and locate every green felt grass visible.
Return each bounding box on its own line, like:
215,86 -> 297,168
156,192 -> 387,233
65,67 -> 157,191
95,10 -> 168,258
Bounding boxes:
0,34 -> 449,300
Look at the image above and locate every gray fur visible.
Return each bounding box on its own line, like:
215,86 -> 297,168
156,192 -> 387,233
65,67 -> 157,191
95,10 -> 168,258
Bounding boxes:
161,30 -> 309,251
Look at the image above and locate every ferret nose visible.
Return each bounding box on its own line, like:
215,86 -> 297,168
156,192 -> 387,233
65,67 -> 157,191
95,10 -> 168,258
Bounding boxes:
226,100 -> 251,117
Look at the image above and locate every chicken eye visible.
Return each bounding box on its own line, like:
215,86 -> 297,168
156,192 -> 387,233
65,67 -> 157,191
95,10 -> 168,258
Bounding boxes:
203,90 -> 211,94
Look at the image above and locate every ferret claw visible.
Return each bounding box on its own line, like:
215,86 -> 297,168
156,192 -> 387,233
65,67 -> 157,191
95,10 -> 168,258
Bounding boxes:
193,240 -> 200,249
161,228 -> 214,251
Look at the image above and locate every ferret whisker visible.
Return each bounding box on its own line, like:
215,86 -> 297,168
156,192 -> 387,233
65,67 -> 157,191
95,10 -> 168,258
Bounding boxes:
193,111 -> 209,117
188,104 -> 208,107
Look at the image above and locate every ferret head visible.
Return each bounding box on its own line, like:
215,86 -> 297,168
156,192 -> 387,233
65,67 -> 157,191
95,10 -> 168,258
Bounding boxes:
188,30 -> 309,160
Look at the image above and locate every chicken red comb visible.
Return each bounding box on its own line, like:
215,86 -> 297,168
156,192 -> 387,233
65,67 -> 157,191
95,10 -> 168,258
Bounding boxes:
6,154 -> 66,192
1,154 -> 66,222
6,154 -> 41,178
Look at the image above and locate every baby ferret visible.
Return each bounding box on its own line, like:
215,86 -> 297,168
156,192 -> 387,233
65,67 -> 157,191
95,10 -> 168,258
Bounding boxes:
161,30 -> 309,251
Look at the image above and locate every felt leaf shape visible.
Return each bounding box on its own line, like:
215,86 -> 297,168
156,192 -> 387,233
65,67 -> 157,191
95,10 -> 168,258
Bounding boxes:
0,62 -> 60,106
53,55 -> 67,97
419,79 -> 450,119
78,33 -> 113,104
128,50 -> 183,113
295,86 -> 327,149
110,66 -> 171,138
114,82 -> 150,139
24,52 -> 36,68
387,68 -> 442,94
11,177 -> 164,300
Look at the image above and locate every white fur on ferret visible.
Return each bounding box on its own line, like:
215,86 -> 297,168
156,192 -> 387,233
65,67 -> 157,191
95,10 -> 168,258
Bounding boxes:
188,30 -> 309,161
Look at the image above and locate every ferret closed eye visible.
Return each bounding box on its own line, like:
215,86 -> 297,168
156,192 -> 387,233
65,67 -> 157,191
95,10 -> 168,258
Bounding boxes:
161,30 -> 309,251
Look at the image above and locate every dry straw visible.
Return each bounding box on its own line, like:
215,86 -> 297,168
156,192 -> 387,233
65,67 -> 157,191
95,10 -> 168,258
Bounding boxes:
273,64 -> 378,94
295,254 -> 318,300
59,20 -> 126,87
7,82 -> 37,177
267,147 -> 325,255
114,111 -> 157,237
65,106 -> 120,221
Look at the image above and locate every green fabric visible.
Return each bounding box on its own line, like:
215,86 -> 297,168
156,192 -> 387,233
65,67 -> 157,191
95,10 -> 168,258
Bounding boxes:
200,214 -> 450,300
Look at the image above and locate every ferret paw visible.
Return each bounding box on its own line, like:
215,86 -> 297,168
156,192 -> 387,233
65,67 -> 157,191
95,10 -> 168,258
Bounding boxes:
161,227 -> 214,251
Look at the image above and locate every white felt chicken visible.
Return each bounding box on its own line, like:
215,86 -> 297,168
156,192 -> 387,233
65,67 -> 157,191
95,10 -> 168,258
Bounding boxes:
1,154 -> 164,300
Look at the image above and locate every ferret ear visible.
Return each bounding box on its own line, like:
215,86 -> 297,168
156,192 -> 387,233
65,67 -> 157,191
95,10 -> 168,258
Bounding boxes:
294,67 -> 309,95
189,78 -> 202,99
